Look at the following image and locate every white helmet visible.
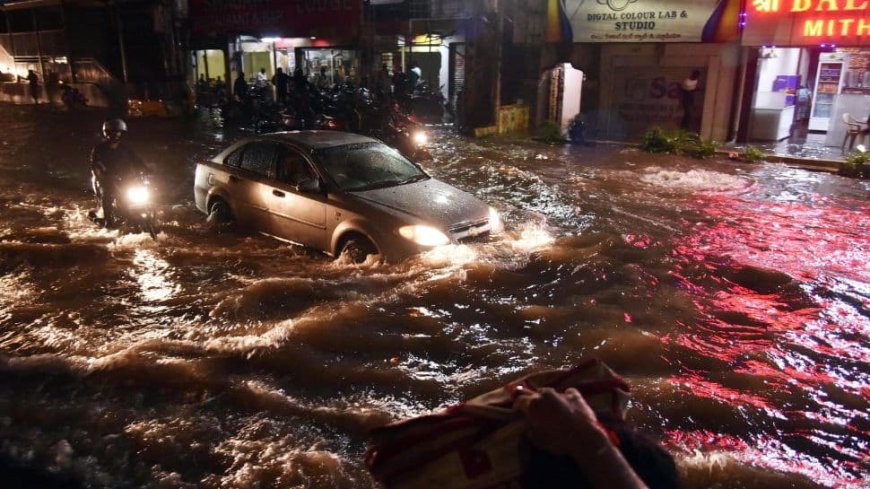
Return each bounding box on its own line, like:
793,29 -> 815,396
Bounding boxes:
102,118 -> 128,139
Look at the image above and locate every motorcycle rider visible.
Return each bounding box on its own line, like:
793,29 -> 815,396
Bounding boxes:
89,119 -> 148,228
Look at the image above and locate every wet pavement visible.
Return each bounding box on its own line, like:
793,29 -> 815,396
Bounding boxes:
0,105 -> 868,488
731,126 -> 850,163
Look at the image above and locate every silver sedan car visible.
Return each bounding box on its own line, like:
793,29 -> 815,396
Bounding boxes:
193,131 -> 503,262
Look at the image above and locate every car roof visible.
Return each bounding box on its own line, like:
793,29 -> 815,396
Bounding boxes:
257,131 -> 379,150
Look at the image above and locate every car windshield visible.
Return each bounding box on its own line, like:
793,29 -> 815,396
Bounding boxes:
315,142 -> 428,192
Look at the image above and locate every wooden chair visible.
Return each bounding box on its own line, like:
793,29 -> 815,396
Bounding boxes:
842,113 -> 864,154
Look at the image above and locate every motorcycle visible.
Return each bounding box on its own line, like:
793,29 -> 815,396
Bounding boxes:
90,171 -> 159,239
359,102 -> 431,162
60,84 -> 88,110
395,125 -> 431,162
383,113 -> 430,162
408,83 -> 446,124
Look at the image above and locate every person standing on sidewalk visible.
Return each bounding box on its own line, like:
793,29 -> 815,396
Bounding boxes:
26,69 -> 39,104
679,70 -> 701,131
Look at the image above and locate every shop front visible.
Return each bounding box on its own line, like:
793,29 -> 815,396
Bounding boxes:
189,0 -> 361,95
739,0 -> 870,149
543,0 -> 741,142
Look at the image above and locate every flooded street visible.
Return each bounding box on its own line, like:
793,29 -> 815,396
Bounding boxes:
0,106 -> 867,488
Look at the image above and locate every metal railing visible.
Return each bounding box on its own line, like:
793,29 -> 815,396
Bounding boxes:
72,58 -> 118,86
0,30 -> 66,58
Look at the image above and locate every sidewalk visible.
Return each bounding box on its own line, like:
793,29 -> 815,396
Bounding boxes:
725,131 -> 845,173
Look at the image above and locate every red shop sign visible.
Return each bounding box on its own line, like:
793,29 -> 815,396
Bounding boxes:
191,0 -> 361,38
744,0 -> 870,45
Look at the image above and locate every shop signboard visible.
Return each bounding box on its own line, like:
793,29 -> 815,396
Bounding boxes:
742,0 -> 870,46
546,0 -> 740,43
191,0 -> 361,38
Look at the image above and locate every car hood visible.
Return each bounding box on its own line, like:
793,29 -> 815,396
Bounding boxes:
352,178 -> 489,229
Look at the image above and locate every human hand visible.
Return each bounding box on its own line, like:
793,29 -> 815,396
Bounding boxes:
513,387 -> 610,457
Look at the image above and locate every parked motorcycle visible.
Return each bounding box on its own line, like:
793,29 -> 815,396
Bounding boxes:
408,83 -> 446,124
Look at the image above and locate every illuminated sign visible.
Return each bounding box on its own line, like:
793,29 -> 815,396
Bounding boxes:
744,0 -> 870,45
546,0 -> 740,43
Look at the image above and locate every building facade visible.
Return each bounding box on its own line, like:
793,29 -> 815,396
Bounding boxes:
736,0 -> 870,146
534,0 -> 743,142
0,0 -> 187,109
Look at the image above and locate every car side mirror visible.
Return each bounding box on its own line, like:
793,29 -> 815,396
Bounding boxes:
297,177 -> 323,194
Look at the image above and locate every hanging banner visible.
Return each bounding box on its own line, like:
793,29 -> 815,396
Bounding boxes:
190,0 -> 361,38
546,0 -> 740,43
742,0 -> 870,46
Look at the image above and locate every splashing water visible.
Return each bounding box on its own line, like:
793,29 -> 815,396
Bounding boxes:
0,110 -> 866,488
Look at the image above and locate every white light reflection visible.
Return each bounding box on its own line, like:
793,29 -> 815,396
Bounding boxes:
132,249 -> 180,302
421,244 -> 478,266
509,225 -> 555,251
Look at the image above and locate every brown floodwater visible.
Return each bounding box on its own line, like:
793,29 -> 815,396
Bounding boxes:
0,106 -> 867,488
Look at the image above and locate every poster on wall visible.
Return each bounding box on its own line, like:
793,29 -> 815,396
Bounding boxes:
605,67 -> 705,139
546,0 -> 740,43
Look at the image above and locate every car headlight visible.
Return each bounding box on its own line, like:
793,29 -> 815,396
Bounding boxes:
489,207 -> 504,234
399,225 -> 450,247
126,185 -> 150,205
412,130 -> 428,147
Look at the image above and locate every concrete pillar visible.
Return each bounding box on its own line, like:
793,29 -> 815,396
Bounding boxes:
460,18 -> 499,133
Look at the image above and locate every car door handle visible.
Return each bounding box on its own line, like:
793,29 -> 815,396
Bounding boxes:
272,189 -> 285,197
229,175 -> 239,183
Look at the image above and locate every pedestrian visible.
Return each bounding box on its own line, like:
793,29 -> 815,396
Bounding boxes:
408,60 -> 422,89
316,66 -> 331,90
272,67 -> 289,105
392,65 -> 409,106
26,69 -> 39,104
795,84 -> 812,122
213,76 -> 226,105
679,69 -> 701,131
233,71 -> 248,102
255,68 -> 268,89
376,63 -> 392,100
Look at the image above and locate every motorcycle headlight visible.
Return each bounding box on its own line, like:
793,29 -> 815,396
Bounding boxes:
412,131 -> 428,147
126,185 -> 150,205
489,207 -> 504,234
399,225 -> 450,247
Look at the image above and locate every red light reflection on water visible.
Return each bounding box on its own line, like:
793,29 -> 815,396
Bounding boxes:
664,192 -> 869,487
666,430 -> 860,488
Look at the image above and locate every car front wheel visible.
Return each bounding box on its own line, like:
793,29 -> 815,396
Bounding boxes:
340,236 -> 378,264
207,198 -> 233,226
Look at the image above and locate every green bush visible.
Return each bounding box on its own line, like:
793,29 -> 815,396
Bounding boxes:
640,127 -> 717,159
840,150 -> 870,178
741,145 -> 765,163
687,138 -> 718,159
640,127 -> 675,153
537,120 -> 565,144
